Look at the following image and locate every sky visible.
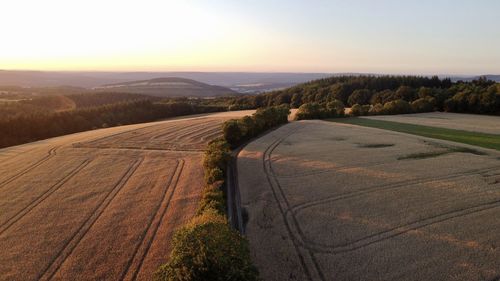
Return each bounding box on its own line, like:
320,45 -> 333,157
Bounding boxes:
1,0 -> 499,74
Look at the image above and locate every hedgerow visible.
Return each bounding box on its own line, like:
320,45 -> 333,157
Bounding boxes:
156,106 -> 291,281
223,105 -> 290,148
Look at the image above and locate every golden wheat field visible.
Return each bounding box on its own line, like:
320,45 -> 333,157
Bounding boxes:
0,110 -> 253,281
238,118 -> 500,281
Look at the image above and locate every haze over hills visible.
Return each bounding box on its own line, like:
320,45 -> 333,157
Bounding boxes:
0,70 -> 333,92
1,70 -> 499,96
93,77 -> 238,98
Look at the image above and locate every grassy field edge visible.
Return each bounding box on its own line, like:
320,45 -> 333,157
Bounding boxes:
329,117 -> 500,151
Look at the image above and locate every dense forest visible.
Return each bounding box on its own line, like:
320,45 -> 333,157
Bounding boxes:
227,75 -> 500,115
0,92 -> 155,118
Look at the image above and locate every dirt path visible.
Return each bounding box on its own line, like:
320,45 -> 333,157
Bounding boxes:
0,110 -> 253,281
238,119 -> 500,281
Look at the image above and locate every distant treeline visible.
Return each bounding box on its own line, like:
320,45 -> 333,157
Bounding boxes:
227,76 -> 500,115
0,100 -> 225,148
0,92 -> 155,118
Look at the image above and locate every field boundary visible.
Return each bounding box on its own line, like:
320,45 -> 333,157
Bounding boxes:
330,117 -> 500,152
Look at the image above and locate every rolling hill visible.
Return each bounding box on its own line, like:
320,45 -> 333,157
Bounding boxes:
93,77 -> 238,97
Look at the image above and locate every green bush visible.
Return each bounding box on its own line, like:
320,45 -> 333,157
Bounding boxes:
203,139 -> 231,171
295,102 -> 322,120
155,209 -> 259,281
382,99 -> 412,115
295,100 -> 345,120
350,104 -> 370,116
205,167 -> 224,185
239,116 -> 255,139
224,105 -> 289,147
369,103 -> 385,115
197,181 -> 226,216
410,97 -> 435,113
325,100 -> 345,117
223,119 -> 244,148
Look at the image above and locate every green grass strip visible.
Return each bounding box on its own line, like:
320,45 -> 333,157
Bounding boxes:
329,117 -> 500,151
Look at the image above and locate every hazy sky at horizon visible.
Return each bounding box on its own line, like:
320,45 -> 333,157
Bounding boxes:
1,0 -> 499,74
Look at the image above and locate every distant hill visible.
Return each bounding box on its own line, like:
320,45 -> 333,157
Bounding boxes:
93,77 -> 238,97
0,70 -> 333,92
1,70 -> 498,93
449,75 -> 500,82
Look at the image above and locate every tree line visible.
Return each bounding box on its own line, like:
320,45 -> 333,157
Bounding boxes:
227,75 -> 500,116
0,100 -> 225,148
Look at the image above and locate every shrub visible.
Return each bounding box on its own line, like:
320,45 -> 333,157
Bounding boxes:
203,139 -> 231,171
369,103 -> 385,115
325,100 -> 345,117
295,102 -> 321,120
410,97 -> 436,113
295,100 -> 344,120
154,209 -> 259,281
197,181 -> 226,216
224,105 -> 289,147
205,167 -> 224,185
350,104 -> 370,116
239,116 -> 255,139
382,99 -> 412,115
223,119 -> 244,148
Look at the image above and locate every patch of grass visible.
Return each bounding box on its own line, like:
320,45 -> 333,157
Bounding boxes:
450,147 -> 487,155
398,145 -> 487,160
358,143 -> 395,148
398,151 -> 450,160
331,117 -> 500,151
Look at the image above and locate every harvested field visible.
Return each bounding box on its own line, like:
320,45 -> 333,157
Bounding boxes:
238,119 -> 500,281
0,110 -> 253,281
363,112 -> 500,134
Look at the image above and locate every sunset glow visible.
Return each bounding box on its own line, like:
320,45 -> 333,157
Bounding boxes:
1,0 -> 500,74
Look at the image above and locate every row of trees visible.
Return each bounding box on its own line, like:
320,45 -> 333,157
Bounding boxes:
0,92 -> 156,119
0,100 -> 226,148
222,105 -> 290,147
154,107 -> 294,280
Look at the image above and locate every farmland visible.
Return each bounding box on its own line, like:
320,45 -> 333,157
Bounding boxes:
238,113 -> 500,281
0,110 -> 252,281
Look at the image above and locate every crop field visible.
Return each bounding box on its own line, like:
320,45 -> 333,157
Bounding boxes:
0,110 -> 252,281
238,117 -> 500,281
363,112 -> 500,134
